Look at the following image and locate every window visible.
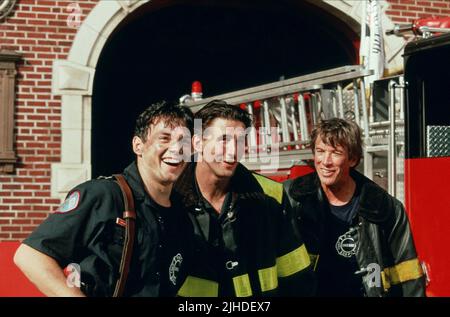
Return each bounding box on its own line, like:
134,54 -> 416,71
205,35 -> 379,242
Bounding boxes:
0,51 -> 21,173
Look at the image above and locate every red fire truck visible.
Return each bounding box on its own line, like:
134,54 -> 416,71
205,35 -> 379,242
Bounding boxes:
183,28 -> 450,297
402,31 -> 450,297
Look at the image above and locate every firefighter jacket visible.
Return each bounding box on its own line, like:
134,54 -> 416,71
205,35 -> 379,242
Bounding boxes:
24,162 -> 214,297
283,169 -> 426,297
173,162 -> 314,297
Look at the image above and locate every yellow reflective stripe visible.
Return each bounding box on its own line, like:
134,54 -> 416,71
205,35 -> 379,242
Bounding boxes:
177,276 -> 219,297
381,270 -> 391,291
385,258 -> 423,285
258,266 -> 278,292
253,174 -> 283,204
232,274 -> 253,297
276,244 -> 311,277
309,253 -> 320,272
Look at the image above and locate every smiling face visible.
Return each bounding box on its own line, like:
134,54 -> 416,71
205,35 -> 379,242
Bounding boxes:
133,119 -> 191,186
314,135 -> 357,191
195,118 -> 247,179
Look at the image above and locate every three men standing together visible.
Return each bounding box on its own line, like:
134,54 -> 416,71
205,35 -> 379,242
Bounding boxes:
14,100 -> 424,297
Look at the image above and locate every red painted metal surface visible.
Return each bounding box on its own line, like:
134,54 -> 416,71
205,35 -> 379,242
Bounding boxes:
289,165 -> 314,179
413,17 -> 450,36
267,174 -> 289,182
264,165 -> 315,182
0,242 -> 44,297
404,157 -> 450,297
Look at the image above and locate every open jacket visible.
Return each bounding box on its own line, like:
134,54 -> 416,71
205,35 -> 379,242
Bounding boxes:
173,162 -> 314,297
284,170 -> 425,297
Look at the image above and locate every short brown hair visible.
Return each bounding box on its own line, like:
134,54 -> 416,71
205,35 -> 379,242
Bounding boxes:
194,100 -> 252,133
134,101 -> 193,141
310,118 -> 363,166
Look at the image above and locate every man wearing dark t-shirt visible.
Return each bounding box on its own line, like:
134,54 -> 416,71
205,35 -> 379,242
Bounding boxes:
284,118 -> 425,297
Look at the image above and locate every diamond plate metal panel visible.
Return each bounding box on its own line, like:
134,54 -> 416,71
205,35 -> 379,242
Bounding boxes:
427,125 -> 450,157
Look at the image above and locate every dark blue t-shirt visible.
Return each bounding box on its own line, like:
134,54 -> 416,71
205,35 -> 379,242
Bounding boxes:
316,191 -> 365,297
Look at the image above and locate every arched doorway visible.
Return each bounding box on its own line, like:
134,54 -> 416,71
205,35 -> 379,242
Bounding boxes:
51,0 -> 404,198
91,0 -> 358,177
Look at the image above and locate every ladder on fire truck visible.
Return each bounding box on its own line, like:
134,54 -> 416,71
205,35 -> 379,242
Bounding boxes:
183,65 -> 406,202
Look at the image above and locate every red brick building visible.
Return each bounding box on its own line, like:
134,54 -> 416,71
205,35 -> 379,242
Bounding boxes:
1,0 -> 449,241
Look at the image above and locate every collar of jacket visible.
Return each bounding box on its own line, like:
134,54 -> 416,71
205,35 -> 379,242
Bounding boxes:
288,169 -> 392,223
173,161 -> 200,210
122,161 -> 147,202
173,161 -> 265,212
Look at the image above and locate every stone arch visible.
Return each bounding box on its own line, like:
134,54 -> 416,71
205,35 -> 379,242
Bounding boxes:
50,0 -> 405,198
51,0 -> 149,198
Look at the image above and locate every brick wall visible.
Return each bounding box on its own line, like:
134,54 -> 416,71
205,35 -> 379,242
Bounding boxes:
386,0 -> 450,23
0,0 -> 98,241
0,0 -> 449,241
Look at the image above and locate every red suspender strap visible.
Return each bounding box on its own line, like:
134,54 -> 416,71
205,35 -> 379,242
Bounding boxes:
112,174 -> 136,297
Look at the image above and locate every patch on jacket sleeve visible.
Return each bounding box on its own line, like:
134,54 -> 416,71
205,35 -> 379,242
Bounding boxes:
54,190 -> 80,214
